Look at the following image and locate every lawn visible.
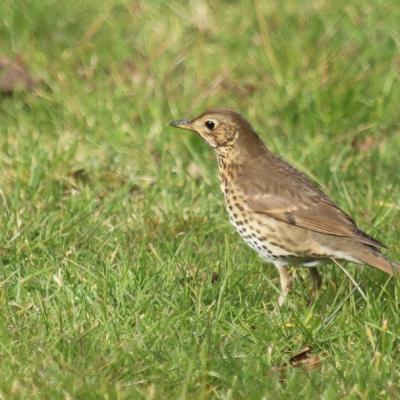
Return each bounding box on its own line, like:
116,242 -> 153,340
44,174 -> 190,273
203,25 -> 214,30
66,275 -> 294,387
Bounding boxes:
0,0 -> 399,398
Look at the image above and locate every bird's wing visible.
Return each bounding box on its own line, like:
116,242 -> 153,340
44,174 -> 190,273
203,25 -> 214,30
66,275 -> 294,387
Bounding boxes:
237,155 -> 384,248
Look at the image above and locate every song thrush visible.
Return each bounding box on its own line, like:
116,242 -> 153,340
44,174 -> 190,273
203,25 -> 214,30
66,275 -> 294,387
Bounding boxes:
170,109 -> 399,305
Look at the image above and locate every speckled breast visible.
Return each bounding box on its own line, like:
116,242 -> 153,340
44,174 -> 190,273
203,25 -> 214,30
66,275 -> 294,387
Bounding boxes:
218,167 -> 293,266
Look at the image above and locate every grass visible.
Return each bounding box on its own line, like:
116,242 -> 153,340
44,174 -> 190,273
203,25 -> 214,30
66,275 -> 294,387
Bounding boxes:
0,0 -> 400,398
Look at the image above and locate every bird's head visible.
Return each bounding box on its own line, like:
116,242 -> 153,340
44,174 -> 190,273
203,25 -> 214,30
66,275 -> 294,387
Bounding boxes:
169,108 -> 256,154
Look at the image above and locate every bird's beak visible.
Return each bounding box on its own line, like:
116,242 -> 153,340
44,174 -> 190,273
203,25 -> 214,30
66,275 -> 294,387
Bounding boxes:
169,119 -> 192,130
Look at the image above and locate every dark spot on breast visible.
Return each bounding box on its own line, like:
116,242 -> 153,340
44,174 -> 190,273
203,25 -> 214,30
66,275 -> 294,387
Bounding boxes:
262,245 -> 271,254
236,204 -> 244,211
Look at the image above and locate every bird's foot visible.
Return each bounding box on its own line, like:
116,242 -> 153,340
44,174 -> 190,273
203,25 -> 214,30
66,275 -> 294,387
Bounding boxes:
276,265 -> 292,307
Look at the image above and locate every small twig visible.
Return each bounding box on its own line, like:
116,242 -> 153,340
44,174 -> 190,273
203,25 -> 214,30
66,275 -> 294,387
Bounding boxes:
316,285 -> 358,334
331,258 -> 367,301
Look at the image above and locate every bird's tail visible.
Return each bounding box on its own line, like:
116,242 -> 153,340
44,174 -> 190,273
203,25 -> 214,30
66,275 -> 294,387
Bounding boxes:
354,247 -> 400,276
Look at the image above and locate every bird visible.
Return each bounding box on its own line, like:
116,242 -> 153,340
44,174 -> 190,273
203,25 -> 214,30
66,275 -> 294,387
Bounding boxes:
169,109 -> 399,305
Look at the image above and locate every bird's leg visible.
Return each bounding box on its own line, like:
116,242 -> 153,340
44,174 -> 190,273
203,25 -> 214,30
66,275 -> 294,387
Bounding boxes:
276,265 -> 292,306
308,267 -> 322,300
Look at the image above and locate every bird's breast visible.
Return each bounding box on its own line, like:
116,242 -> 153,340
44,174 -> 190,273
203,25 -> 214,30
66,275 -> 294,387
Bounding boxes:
218,170 -> 321,265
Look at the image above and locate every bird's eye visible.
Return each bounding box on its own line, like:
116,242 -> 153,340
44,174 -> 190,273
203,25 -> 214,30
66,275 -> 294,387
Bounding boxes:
205,120 -> 215,130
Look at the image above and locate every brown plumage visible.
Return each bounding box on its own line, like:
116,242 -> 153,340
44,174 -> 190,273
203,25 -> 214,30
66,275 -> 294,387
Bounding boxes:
170,109 -> 399,304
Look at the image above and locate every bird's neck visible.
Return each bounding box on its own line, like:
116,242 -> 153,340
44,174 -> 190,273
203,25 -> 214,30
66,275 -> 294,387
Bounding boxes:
216,130 -> 269,168
216,132 -> 274,193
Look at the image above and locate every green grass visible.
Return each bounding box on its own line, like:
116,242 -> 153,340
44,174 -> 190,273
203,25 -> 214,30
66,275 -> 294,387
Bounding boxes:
0,0 -> 400,398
